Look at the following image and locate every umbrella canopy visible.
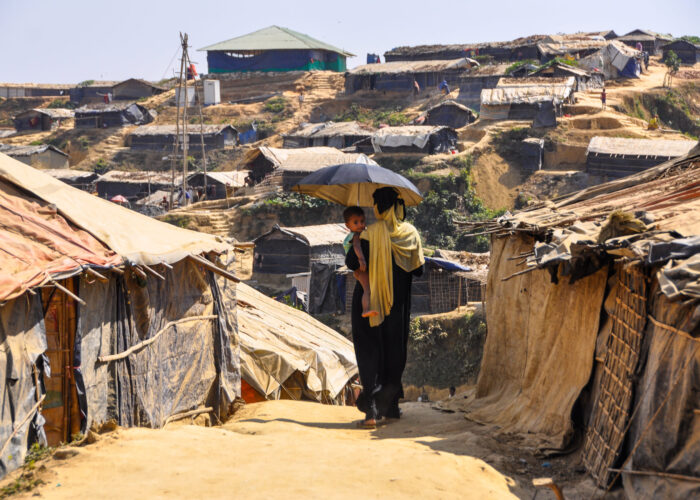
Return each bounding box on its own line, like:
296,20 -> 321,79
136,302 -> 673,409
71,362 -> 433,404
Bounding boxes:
110,194 -> 129,204
291,163 -> 422,207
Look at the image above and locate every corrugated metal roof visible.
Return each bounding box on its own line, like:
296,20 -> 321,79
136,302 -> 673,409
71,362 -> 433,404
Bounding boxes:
0,144 -> 68,157
251,146 -> 377,172
349,58 -> 476,75
587,137 -> 696,158
284,121 -> 374,139
199,25 -> 354,57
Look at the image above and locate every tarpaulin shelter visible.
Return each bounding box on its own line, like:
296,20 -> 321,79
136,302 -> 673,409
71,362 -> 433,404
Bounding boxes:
282,121 -> 373,149
43,169 -> 98,190
661,40 -> 700,65
344,58 -> 478,95
449,142 -> 700,497
187,171 -> 246,200
425,101 -> 477,129
112,78 -> 166,100
13,108 -> 74,132
253,224 -> 349,314
364,125 -> 458,154
530,62 -> 604,91
616,29 -> 672,56
74,103 -> 154,129
0,152 -> 239,476
199,25 -> 354,74
95,170 -> 183,201
0,144 -> 69,169
536,35 -> 607,62
479,77 -> 574,120
586,137 -> 696,179
127,125 -> 238,151
235,282 -> 357,403
241,146 -> 377,191
579,41 -> 642,79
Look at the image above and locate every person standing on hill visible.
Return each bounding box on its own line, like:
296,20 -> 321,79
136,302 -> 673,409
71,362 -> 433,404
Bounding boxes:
600,86 -> 607,110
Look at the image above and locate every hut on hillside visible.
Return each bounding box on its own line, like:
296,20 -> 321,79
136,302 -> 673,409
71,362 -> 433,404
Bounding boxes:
479,77 -> 575,121
586,137 -> 696,179
187,171 -> 246,199
74,103 -> 154,128
69,81 -> 119,104
383,35 -> 547,62
0,83 -> 72,98
344,58 -> 478,95
425,101 -> 477,128
0,144 -> 69,169
199,25 -> 354,73
241,146 -> 377,191
127,125 -> 238,151
579,41 -> 642,79
95,170 -> 180,201
236,282 -> 357,403
450,143 -> 700,497
536,35 -> 607,62
253,223 -> 348,314
356,125 -> 458,154
43,169 -> 98,190
282,121 -> 373,149
616,29 -> 672,55
112,78 -> 166,100
661,39 -> 700,65
0,151 -> 238,477
13,108 -> 74,132
530,62 -> 603,91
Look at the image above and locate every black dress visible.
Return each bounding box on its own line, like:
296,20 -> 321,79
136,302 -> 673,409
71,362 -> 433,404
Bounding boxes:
346,239 -> 423,420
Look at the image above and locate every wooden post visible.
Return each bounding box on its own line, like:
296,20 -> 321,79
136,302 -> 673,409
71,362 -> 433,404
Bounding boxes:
181,33 -> 189,205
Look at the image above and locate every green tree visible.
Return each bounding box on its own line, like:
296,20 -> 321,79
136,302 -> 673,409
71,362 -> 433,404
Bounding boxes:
663,50 -> 681,88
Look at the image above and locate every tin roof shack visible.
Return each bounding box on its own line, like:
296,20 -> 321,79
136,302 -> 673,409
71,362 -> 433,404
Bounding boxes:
282,121 -> 373,149
661,39 -> 700,65
127,125 -> 238,151
242,146 -> 377,191
345,58 -> 477,95
199,25 -> 354,74
0,151 -> 238,476
479,77 -> 575,121
586,137 -> 696,179
579,41 -> 642,79
425,101 -> 477,128
187,171 -> 246,199
68,81 -> 119,104
0,83 -> 73,98
43,169 -> 98,190
253,223 -> 349,314
0,144 -> 69,169
75,103 -> 154,129
362,125 -> 458,154
616,29 -> 672,55
530,62 -> 603,91
236,282 -> 357,403
112,78 -> 166,100
96,170 -> 180,201
450,144 -> 700,498
13,108 -> 74,132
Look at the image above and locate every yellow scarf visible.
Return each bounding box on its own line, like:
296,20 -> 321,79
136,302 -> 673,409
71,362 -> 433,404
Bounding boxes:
361,204 -> 424,327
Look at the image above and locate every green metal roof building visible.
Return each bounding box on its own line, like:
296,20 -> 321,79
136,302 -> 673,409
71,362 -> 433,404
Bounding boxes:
199,26 -> 354,74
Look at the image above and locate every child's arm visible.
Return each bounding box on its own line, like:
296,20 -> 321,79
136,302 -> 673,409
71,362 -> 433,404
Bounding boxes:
352,233 -> 366,272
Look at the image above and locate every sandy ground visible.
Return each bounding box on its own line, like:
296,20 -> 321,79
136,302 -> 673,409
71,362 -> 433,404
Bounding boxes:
3,400 -> 603,500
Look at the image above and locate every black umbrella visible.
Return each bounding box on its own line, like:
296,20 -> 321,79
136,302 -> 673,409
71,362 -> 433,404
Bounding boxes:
291,163 -> 422,206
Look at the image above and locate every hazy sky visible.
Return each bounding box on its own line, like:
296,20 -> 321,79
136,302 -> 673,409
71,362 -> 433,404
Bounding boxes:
1,0 -> 698,83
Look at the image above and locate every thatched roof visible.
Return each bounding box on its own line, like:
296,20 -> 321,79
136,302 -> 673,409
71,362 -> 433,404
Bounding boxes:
0,144 -> 68,157
128,124 -> 237,136
587,137 -> 696,159
283,121 -> 374,139
97,170 -> 182,184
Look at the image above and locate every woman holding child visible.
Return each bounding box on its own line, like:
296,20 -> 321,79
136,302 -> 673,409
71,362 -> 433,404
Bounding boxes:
344,187 -> 424,428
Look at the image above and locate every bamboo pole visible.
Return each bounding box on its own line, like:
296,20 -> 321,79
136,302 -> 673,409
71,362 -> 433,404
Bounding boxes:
98,315 -> 218,363
608,468 -> 700,483
49,279 -> 86,306
181,33 -> 189,205
141,264 -> 165,281
85,267 -> 108,282
0,395 -> 45,460
171,36 -> 185,209
188,254 -> 240,283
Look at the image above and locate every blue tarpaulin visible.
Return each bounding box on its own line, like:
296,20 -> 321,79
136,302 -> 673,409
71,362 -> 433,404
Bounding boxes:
424,257 -> 472,272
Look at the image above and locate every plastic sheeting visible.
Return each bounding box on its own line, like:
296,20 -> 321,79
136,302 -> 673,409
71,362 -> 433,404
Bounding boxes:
0,153 -> 229,266
76,260 -> 239,429
0,295 -> 46,476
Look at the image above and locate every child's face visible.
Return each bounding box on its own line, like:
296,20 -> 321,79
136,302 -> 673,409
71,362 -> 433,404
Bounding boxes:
346,215 -> 365,233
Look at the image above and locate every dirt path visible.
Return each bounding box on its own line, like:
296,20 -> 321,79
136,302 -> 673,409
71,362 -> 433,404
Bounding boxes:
4,400 -> 601,499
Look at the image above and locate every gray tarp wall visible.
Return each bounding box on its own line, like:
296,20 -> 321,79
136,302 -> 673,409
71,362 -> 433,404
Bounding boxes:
77,260 -> 239,430
0,296 -> 46,476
